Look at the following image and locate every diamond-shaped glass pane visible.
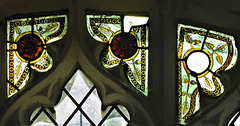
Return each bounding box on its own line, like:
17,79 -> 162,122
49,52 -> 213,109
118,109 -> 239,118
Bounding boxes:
30,70 -> 131,125
81,89 -> 102,125
30,107 -> 41,121
117,105 -> 130,121
65,70 -> 93,103
102,109 -> 128,126
68,111 -> 91,126
31,111 -> 54,126
54,92 -> 77,125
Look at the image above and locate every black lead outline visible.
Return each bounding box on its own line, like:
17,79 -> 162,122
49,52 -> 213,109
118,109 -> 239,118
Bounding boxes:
7,16 -> 65,94
177,26 -> 235,124
178,29 -> 221,78
30,85 -> 130,126
30,107 -> 57,125
97,19 -> 149,94
29,68 -> 130,125
201,30 -> 209,51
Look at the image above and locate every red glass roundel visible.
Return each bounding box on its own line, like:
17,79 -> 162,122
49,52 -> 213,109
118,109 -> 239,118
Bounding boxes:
17,34 -> 44,61
110,33 -> 138,59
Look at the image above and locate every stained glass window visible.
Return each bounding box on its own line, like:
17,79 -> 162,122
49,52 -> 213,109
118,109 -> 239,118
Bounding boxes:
86,15 -> 149,96
7,15 -> 68,97
177,24 -> 238,124
30,70 -> 130,125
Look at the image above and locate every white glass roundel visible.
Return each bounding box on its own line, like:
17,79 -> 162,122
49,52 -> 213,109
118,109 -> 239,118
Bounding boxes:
186,52 -> 209,74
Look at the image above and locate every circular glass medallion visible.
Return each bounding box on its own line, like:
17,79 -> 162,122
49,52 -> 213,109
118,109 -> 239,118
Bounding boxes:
109,32 -> 138,60
186,52 -> 210,74
16,32 -> 45,62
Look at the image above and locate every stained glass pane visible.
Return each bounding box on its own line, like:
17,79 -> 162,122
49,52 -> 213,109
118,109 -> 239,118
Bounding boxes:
30,107 -> 41,121
86,15 -> 122,43
31,108 -> 55,126
81,89 -> 102,125
54,92 -> 76,125
177,24 -> 238,125
30,70 -> 131,125
65,71 -> 93,104
117,105 -> 130,121
68,111 -> 90,126
102,109 -> 128,126
7,15 -> 68,97
87,14 -> 149,96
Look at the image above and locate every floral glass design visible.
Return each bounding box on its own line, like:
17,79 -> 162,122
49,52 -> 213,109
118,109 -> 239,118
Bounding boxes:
7,15 -> 68,97
177,24 -> 238,124
87,15 -> 149,96
17,33 -> 44,60
30,70 -> 130,126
